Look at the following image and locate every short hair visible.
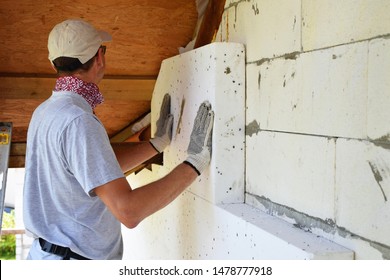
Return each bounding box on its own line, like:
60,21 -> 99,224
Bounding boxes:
52,55 -> 96,75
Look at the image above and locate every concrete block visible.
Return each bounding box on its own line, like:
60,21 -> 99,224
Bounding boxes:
302,0 -> 390,51
256,42 -> 368,139
336,139 -> 390,246
245,63 -> 262,136
217,0 -> 301,62
151,42 -> 246,204
368,38 -> 390,141
246,131 -> 336,221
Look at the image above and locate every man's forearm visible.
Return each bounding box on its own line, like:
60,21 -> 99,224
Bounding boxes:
121,162 -> 198,228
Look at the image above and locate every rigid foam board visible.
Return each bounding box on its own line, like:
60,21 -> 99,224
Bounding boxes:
151,42 -> 246,204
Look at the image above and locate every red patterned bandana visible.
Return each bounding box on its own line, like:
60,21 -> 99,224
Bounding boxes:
54,76 -> 104,110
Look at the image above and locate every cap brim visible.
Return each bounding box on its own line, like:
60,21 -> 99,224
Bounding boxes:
99,30 -> 112,42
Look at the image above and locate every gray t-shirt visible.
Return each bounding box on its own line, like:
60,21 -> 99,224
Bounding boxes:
23,91 -> 125,260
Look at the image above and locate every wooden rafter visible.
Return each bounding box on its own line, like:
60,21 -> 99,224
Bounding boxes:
194,0 -> 226,48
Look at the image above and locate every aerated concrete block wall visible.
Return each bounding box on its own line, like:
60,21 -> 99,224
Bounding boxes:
215,0 -> 390,259
122,0 -> 390,259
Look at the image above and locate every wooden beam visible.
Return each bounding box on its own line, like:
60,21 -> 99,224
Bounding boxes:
0,76 -> 155,101
9,156 -> 25,168
9,143 -> 26,168
100,78 -> 155,101
10,143 -> 26,156
194,0 -> 226,48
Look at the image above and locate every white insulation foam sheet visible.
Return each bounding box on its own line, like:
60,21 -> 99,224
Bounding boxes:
151,42 -> 246,204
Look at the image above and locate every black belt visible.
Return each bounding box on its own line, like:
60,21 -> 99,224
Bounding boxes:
39,238 -> 91,260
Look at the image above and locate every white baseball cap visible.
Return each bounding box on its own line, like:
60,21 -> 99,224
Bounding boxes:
48,19 -> 112,64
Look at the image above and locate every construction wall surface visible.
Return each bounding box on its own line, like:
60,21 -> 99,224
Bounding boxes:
123,0 -> 390,259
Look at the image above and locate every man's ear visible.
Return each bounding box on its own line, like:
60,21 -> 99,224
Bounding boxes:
95,48 -> 105,67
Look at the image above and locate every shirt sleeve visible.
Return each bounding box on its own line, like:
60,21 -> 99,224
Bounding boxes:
60,113 -> 125,196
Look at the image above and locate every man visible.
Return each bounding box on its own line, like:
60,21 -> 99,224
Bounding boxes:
23,19 -> 214,260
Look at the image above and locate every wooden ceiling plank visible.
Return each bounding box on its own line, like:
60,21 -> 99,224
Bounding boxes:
0,0 -> 197,76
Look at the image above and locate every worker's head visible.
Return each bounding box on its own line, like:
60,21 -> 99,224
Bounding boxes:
48,19 -> 111,80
